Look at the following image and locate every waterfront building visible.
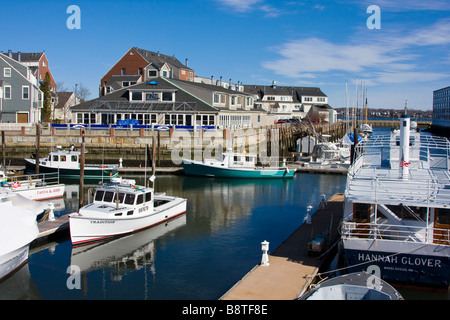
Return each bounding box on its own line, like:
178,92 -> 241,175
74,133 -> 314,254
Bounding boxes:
432,86 -> 450,135
100,47 -> 195,96
72,77 -> 218,127
0,53 -> 43,123
73,76 -> 272,128
1,50 -> 57,92
243,82 -> 336,123
54,91 -> 77,123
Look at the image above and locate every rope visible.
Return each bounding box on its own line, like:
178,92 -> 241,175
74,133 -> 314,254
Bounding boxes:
39,214 -> 70,233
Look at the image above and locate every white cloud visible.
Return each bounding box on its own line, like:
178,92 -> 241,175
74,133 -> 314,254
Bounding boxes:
214,0 -> 264,12
263,19 -> 450,85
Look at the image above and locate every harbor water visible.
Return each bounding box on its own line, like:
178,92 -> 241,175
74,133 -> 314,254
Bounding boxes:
4,173 -> 345,300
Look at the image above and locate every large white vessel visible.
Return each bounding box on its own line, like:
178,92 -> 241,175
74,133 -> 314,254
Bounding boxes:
0,189 -> 41,280
340,115 -> 450,288
69,177 -> 187,245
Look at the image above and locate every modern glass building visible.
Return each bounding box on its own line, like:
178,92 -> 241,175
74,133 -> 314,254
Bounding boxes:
432,86 -> 450,136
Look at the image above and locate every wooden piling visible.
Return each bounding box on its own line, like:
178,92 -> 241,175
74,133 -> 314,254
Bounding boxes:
35,124 -> 40,174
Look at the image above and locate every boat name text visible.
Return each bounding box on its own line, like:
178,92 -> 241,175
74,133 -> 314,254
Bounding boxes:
90,220 -> 115,224
358,253 -> 442,268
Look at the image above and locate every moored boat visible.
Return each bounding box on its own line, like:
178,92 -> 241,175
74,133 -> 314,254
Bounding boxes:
1,171 -> 65,200
299,272 -> 403,300
0,189 -> 40,281
340,114 -> 450,288
24,146 -> 118,181
182,150 -> 294,179
69,177 -> 187,245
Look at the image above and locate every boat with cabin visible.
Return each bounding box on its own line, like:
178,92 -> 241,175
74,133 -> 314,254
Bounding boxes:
340,114 -> 450,288
0,189 -> 42,281
24,146 -> 118,181
182,150 -> 294,179
69,176 -> 187,245
1,171 -> 65,201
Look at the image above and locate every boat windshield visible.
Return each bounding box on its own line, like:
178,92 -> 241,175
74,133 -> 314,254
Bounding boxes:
124,193 -> 135,205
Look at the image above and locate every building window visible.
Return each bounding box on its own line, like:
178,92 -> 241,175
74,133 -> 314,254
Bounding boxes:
131,91 -> 142,101
148,70 -> 157,77
121,68 -> 126,75
162,92 -> 173,101
4,86 -> 11,99
3,68 -> 11,77
146,93 -> 159,101
22,86 -> 29,100
138,68 -> 143,75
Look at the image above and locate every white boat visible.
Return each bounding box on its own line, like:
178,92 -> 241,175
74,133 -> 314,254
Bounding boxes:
0,189 -> 41,281
299,272 -> 403,300
69,177 -> 187,245
182,149 -> 294,179
25,146 -> 118,181
1,171 -> 65,201
340,114 -> 450,288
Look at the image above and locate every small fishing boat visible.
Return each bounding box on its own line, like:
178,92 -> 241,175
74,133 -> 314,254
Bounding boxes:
1,171 -> 65,200
299,272 -> 403,300
0,189 -> 41,281
69,176 -> 187,245
24,146 -> 118,181
182,150 -> 294,179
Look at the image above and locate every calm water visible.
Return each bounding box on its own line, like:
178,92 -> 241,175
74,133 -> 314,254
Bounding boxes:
5,173 -> 346,300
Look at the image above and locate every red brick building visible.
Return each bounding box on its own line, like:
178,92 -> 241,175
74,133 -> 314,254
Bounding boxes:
100,47 -> 195,96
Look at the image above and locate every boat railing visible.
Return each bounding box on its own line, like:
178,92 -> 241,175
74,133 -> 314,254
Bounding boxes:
6,172 -> 61,186
342,221 -> 450,245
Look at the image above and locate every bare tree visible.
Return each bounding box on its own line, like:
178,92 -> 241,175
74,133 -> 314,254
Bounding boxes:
75,83 -> 91,102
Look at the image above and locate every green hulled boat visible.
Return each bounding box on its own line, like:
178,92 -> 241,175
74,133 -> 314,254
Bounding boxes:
182,151 -> 295,179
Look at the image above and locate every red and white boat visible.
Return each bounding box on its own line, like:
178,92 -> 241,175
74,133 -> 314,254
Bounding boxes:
1,171 -> 65,201
69,177 -> 187,245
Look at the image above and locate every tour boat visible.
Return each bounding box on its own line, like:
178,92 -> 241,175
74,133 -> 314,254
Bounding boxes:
340,115 -> 450,288
0,189 -> 41,281
182,150 -> 295,179
1,171 -> 65,200
300,272 -> 403,300
69,177 -> 187,245
24,146 -> 118,181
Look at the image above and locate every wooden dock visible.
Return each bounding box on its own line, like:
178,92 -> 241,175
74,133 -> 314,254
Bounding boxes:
220,193 -> 344,300
36,215 -> 70,240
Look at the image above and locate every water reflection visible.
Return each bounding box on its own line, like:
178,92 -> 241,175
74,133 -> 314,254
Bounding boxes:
22,173 -> 348,299
70,215 -> 186,295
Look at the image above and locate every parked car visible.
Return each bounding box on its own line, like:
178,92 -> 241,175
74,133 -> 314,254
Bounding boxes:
275,120 -> 287,125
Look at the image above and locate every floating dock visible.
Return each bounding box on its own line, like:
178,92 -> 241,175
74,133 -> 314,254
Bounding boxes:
36,215 -> 69,241
220,193 -> 344,300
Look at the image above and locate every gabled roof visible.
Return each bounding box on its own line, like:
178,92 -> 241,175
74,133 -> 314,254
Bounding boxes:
243,84 -> 327,100
55,92 -> 74,109
133,47 -> 192,71
72,77 -> 217,113
1,51 -> 44,62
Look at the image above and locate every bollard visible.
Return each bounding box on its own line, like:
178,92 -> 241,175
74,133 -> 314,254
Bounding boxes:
304,205 -> 312,224
261,240 -> 270,266
48,202 -> 55,221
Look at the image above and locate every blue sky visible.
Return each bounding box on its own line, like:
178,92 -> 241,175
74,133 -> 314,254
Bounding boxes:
2,0 -> 450,110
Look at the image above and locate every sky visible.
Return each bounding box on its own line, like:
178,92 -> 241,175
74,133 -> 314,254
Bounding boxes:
2,0 -> 450,110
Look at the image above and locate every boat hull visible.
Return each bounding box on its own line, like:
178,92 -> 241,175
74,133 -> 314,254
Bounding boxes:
25,159 -> 117,181
342,238 -> 450,288
0,245 -> 30,281
11,184 -> 65,201
182,160 -> 294,179
69,196 -> 187,245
